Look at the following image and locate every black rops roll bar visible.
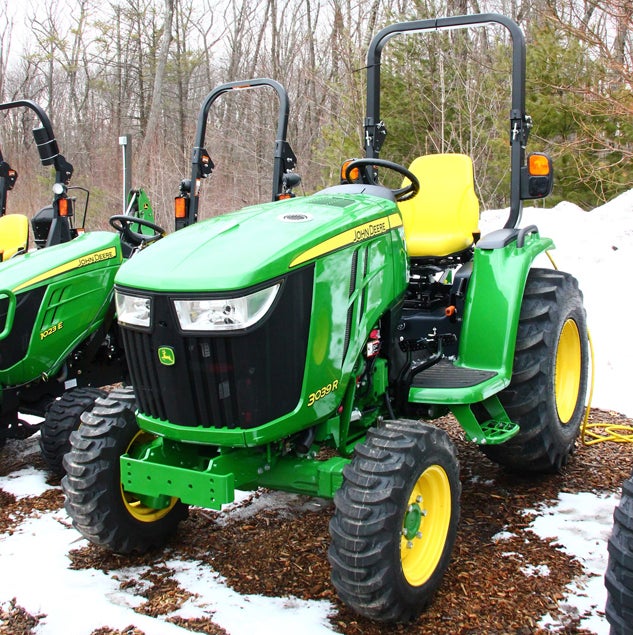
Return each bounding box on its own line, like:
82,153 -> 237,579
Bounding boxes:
181,78 -> 297,229
0,99 -> 74,186
364,13 -> 529,229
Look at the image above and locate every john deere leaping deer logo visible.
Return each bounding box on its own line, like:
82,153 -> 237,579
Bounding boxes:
157,346 -> 175,366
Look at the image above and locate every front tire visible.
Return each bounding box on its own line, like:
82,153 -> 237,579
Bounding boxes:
605,470 -> 633,635
61,387 -> 187,553
328,421 -> 460,622
481,268 -> 589,473
39,387 -> 107,475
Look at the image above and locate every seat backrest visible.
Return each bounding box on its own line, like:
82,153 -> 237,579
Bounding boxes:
0,213 -> 30,262
397,153 -> 480,258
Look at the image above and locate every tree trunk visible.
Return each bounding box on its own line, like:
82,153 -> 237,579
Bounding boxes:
137,0 -> 175,176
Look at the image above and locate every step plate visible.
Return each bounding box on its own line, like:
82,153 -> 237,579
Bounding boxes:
411,359 -> 496,389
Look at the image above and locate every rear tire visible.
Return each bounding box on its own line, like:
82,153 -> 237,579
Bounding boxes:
481,268 -> 589,473
605,471 -> 633,635
328,421 -> 460,622
39,387 -> 107,476
61,387 -> 187,553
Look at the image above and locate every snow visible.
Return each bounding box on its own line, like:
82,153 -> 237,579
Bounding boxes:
526,492 -> 622,634
1,192 -> 632,633
481,191 -> 633,417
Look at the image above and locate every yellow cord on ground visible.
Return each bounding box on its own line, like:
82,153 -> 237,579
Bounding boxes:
545,251 -> 633,445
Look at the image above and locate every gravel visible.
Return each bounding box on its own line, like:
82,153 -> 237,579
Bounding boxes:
1,407 -> 631,635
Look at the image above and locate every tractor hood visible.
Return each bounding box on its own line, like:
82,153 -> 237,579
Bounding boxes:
115,187 -> 402,293
0,231 -> 122,294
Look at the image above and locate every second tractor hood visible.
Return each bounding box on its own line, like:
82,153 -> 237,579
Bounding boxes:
115,189 -> 401,293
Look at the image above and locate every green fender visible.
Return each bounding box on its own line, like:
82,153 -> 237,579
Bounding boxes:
409,228 -> 554,405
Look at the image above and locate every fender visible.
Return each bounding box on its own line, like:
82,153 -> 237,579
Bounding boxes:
459,227 -> 554,374
408,227 -> 554,405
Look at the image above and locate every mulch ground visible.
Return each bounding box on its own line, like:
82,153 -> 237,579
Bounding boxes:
1,407 -> 632,635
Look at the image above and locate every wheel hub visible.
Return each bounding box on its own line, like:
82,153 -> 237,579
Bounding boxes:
402,496 -> 427,543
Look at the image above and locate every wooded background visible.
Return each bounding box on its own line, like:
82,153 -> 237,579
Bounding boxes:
1,0 -> 632,229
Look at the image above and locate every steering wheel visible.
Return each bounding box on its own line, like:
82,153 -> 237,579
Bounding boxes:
109,215 -> 166,247
343,158 -> 420,202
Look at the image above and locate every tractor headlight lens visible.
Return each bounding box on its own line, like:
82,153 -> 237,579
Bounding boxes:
174,284 -> 280,331
115,291 -> 152,328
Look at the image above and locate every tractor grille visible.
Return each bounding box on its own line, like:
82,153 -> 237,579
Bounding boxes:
120,266 -> 314,429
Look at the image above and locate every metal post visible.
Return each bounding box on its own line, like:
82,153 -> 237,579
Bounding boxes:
119,135 -> 132,214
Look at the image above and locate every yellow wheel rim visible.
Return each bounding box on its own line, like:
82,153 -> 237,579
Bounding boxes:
121,431 -> 178,523
400,464 -> 452,587
555,319 -> 582,424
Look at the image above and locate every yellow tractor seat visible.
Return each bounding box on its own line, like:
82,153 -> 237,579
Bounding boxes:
398,153 -> 480,258
0,213 -> 30,262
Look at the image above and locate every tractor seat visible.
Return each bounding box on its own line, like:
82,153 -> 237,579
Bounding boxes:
398,154 -> 480,258
0,213 -> 29,262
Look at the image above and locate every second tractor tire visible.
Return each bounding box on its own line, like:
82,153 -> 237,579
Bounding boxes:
605,470 -> 633,635
62,386 -> 187,553
39,386 -> 108,475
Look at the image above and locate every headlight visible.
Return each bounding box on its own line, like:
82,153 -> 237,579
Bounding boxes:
115,291 -> 152,328
174,283 -> 280,331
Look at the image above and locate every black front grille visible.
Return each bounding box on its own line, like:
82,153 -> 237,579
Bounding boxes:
121,266 -> 314,429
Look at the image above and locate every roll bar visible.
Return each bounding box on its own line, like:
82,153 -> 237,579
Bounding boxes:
364,14 -> 530,229
180,78 -> 297,229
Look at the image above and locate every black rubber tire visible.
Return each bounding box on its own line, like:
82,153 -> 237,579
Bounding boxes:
61,387 -> 187,553
605,471 -> 633,635
328,420 -> 460,622
39,387 -> 107,476
481,268 -> 589,473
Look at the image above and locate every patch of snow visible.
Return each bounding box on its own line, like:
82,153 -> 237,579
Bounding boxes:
0,467 -> 52,500
527,491 -> 620,634
520,563 -> 550,577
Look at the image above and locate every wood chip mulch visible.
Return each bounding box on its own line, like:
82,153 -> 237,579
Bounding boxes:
1,407 -> 632,635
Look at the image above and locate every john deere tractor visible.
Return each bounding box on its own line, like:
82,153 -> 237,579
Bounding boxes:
0,99 -> 161,466
63,14 -> 589,622
1,80 -> 297,472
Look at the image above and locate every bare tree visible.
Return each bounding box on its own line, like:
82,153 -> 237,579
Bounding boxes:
136,0 -> 174,176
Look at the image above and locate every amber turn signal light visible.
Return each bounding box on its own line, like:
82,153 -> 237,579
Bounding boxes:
341,159 -> 360,182
528,153 -> 551,176
174,197 -> 187,219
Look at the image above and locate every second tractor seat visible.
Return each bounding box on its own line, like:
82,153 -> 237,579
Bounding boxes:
0,213 -> 29,262
398,153 -> 480,258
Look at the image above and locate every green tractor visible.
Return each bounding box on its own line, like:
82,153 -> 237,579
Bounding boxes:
62,14 -> 589,622
0,99 -> 161,466
0,81 -> 297,472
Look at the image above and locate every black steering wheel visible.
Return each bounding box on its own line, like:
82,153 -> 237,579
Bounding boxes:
343,158 -> 420,202
109,215 -> 166,247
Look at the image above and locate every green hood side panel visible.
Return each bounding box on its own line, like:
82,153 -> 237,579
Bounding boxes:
0,232 -> 122,385
115,193 -> 401,292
